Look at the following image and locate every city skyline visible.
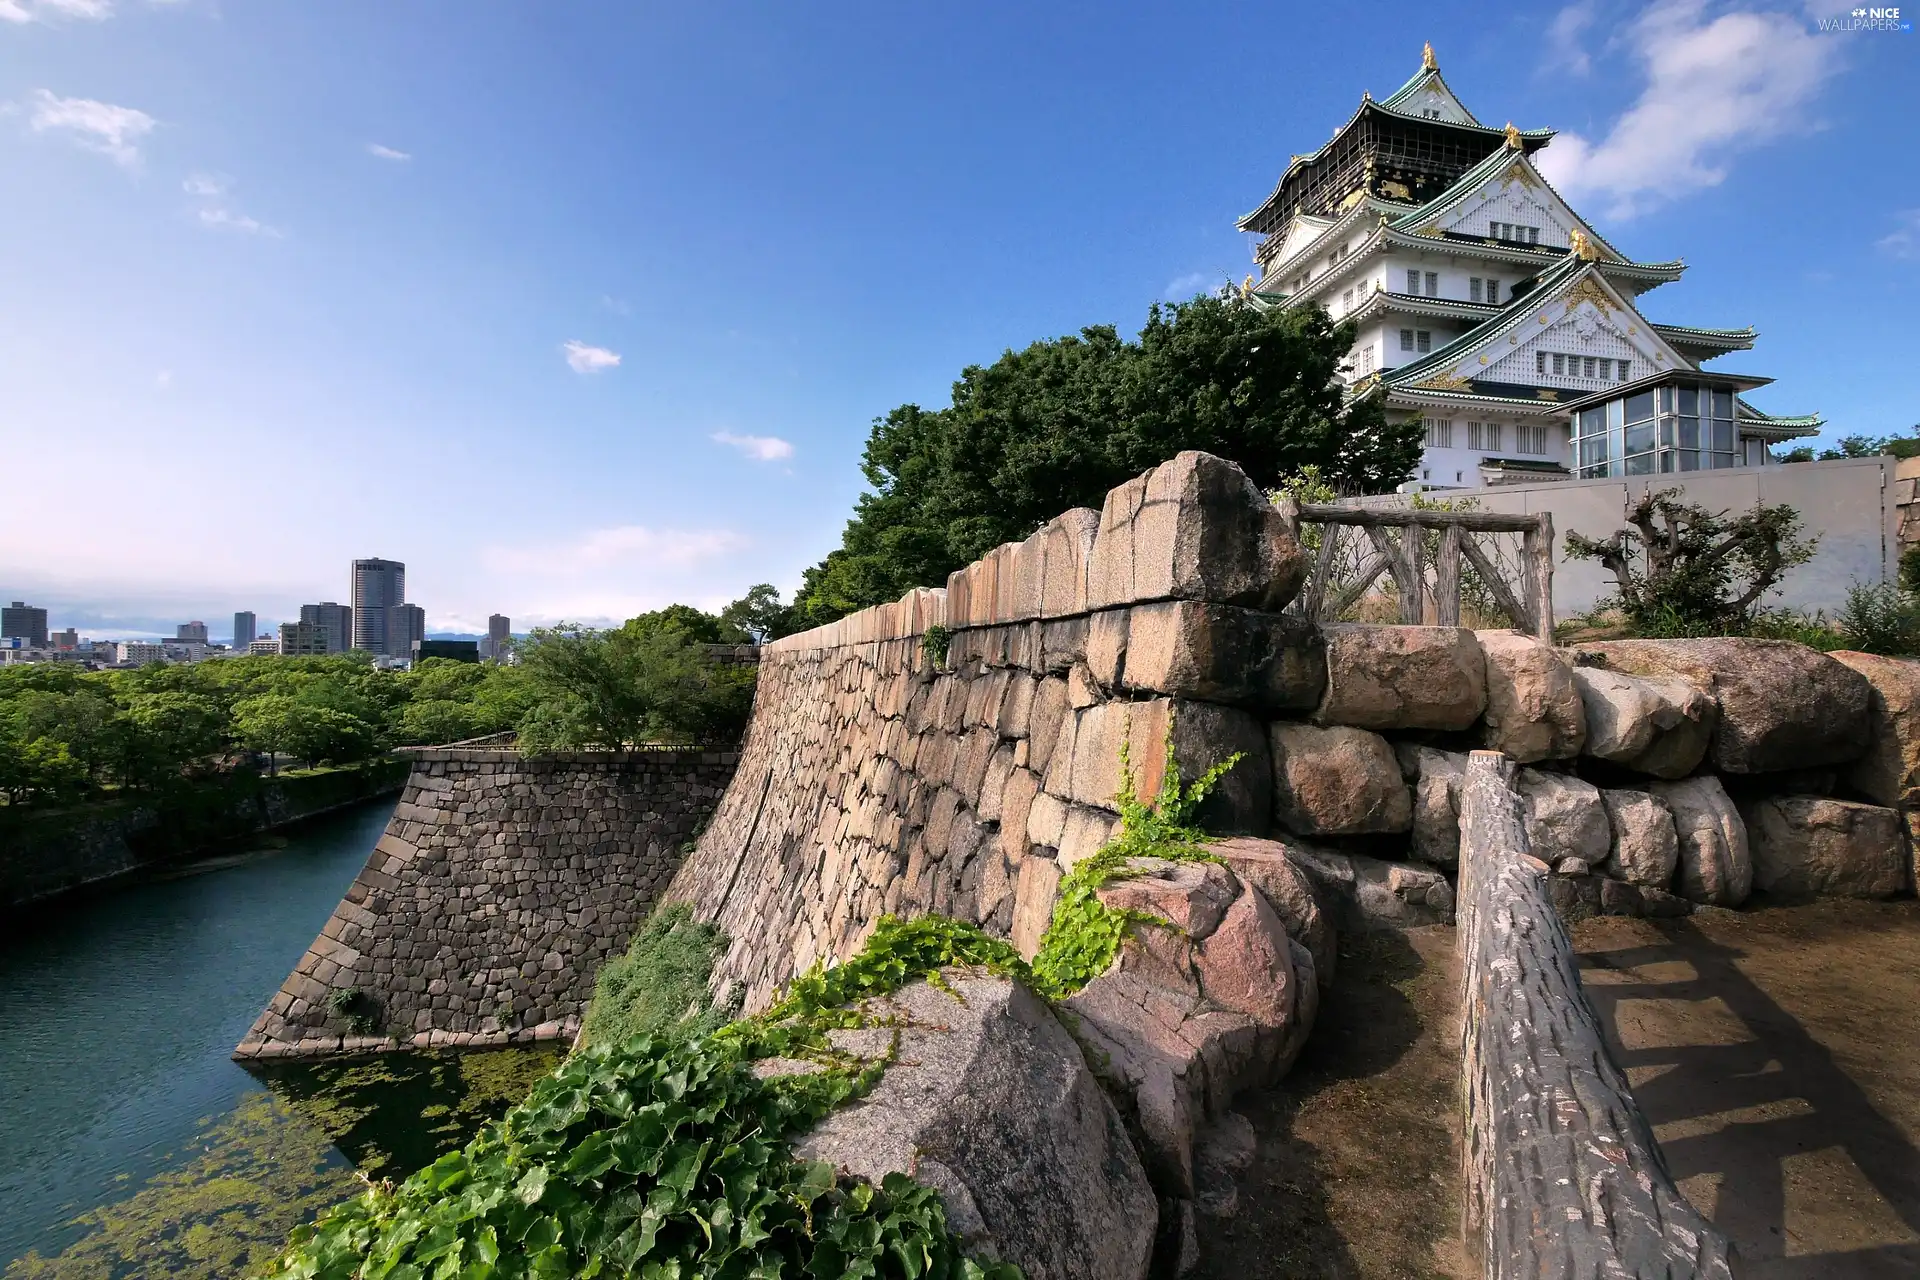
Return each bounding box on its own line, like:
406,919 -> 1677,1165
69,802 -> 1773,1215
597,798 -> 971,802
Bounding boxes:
4,5 -> 1916,634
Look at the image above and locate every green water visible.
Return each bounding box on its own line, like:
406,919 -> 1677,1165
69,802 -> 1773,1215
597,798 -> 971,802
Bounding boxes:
0,801 -> 560,1279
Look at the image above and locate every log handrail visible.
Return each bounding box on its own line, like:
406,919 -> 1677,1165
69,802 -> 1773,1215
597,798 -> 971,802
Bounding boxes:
1457,751 -> 1738,1278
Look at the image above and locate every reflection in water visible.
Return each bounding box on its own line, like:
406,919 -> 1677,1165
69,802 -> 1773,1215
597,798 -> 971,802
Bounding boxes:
4,1047 -> 561,1280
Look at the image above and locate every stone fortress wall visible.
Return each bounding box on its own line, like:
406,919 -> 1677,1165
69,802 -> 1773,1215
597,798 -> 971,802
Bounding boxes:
235,747 -> 736,1059
664,449 -> 1920,1015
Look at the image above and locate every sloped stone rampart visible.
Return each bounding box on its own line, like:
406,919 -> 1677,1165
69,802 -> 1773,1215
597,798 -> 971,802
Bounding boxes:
234,747 -> 735,1060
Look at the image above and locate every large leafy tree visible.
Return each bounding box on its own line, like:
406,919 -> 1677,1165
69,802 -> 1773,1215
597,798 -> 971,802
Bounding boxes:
791,293 -> 1416,627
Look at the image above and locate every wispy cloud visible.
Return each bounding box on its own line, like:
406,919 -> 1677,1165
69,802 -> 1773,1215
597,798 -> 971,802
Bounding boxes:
1,0 -> 113,24
562,340 -> 621,373
27,89 -> 154,168
601,294 -> 631,316
366,142 -> 411,161
712,431 -> 794,462
184,172 -> 281,236
1545,2 -> 1596,76
1535,1 -> 1839,219
1163,271 -> 1212,300
1880,210 -> 1920,263
482,525 -> 747,577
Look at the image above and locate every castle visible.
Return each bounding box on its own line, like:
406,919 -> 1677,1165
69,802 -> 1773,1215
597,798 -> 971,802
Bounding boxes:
1242,44 -> 1820,490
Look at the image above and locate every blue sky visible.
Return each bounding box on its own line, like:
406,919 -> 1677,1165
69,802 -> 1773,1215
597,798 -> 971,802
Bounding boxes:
3,1 -> 1915,641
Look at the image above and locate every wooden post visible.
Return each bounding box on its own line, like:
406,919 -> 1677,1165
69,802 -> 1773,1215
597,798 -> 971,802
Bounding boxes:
1303,521 -> 1339,621
1400,523 -> 1426,624
1435,523 -> 1462,627
1523,512 -> 1555,641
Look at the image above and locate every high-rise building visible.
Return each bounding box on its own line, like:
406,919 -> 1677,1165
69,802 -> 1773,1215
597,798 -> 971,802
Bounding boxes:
484,614 -> 511,661
350,558 -> 406,654
299,602 -> 354,654
51,628 -> 79,651
177,620 -> 209,643
1240,44 -> 1818,488
278,621 -> 331,657
388,603 -> 426,661
2,601 -> 49,648
248,635 -> 281,656
233,611 -> 257,651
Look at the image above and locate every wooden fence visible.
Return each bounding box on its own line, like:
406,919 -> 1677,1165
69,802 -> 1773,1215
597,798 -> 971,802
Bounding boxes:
1275,501 -> 1554,639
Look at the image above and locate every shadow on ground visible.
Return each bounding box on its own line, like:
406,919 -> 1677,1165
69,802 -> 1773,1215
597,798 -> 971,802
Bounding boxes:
1575,900 -> 1920,1280
1194,926 -> 1466,1279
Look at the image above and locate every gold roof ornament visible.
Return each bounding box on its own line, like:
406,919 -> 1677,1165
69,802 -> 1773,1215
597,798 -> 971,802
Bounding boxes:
1569,228 -> 1600,261
1503,121 -> 1523,149
1240,274 -> 1255,299
1422,41 -> 1437,70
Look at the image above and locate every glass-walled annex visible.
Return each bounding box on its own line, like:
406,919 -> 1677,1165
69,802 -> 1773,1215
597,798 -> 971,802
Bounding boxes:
1567,371 -> 1768,479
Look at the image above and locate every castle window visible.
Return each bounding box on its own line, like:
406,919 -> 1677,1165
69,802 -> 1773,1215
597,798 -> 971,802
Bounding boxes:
1406,269 -> 1420,294
1424,271 -> 1439,296
1617,360 -> 1630,380
1517,424 -> 1548,454
1552,353 -> 1566,375
1400,328 -> 1414,352
1424,418 -> 1454,448
1487,278 -> 1500,302
1583,356 -> 1597,378
1536,351 -> 1546,374
1487,422 -> 1503,450
1598,358 -> 1612,380
1527,227 -> 1539,244
1470,277 -> 1483,302
1416,330 -> 1432,353
1342,288 -> 1353,313
1468,421 -> 1484,448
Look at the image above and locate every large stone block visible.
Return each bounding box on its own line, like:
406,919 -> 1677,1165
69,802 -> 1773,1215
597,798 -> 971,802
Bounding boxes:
1396,744 -> 1465,867
1740,795 -> 1911,899
1086,452 -> 1307,611
1011,853 -> 1063,959
1032,507 -> 1102,620
1831,651 -> 1920,807
1269,723 -> 1411,836
1205,835 -> 1337,993
1568,664 -> 1715,779
794,975 -> 1158,1280
1515,768 -> 1611,871
1111,601 -> 1326,713
1127,698 -> 1273,836
1578,639 -> 1871,774
1649,776 -> 1751,906
1313,624 -> 1486,731
1600,788 -> 1679,889
1476,630 -> 1586,762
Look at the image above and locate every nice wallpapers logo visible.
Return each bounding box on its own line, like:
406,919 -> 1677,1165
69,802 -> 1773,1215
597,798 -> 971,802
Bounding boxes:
1816,6 -> 1914,31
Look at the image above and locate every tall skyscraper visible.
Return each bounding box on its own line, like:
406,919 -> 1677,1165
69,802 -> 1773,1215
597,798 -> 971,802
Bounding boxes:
485,614 -> 511,660
2,601 -> 48,648
388,603 -> 426,660
299,602 -> 354,654
233,611 -> 257,651
350,558 -> 406,654
177,620 -> 209,643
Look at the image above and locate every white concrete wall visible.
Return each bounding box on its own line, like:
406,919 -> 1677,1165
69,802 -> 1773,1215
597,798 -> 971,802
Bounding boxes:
1352,456 -> 1895,616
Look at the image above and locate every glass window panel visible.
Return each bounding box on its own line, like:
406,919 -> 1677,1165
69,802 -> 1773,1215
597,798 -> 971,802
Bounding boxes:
1470,278 -> 1482,302
1625,391 -> 1655,423
1626,453 -> 1655,475
1712,390 -> 1734,419
1578,407 -> 1604,437
1660,386 -> 1674,413
1678,386 -> 1698,415
1659,452 -> 1675,473
1678,450 -> 1699,471
1659,418 -> 1675,447
1580,437 -> 1609,467
1712,421 -> 1733,452
1679,416 -> 1699,448
1626,423 -> 1656,453
1711,452 -> 1736,470
1607,399 -> 1624,429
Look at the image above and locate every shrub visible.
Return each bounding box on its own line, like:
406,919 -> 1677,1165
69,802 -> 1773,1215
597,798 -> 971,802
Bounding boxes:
1837,581 -> 1920,655
579,904 -> 731,1049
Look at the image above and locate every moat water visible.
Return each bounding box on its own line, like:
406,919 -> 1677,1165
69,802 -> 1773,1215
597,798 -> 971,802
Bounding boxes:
0,799 -> 560,1279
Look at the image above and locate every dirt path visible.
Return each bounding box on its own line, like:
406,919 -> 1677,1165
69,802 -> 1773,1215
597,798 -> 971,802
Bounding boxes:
1194,926 -> 1467,1280
1574,900 -> 1920,1279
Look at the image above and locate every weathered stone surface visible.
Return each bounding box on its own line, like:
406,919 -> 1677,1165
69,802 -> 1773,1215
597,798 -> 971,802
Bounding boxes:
1086,452 -> 1308,612
1031,507 -> 1102,620
795,974 -> 1157,1280
237,748 -> 733,1058
1099,858 -> 1238,938
1578,638 -> 1871,774
1740,795 -> 1912,899
1313,624 -> 1486,731
1476,630 -> 1586,762
1649,775 -> 1751,906
1269,723 -> 1411,836
1011,854 -> 1063,960
1065,859 -> 1310,1202
1599,788 -> 1679,889
1831,651 -> 1920,807
1567,665 -> 1715,779
1057,805 -> 1120,872
1285,844 -> 1455,930
1514,769 -> 1610,870
1112,601 -> 1326,714
1396,744 -> 1466,867
1204,836 -> 1337,992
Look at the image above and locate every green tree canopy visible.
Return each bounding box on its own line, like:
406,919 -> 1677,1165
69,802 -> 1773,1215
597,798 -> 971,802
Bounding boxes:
789,292 -> 1416,628
515,619 -> 753,752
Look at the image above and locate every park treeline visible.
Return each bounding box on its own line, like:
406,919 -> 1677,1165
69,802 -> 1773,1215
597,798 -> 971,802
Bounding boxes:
0,604 -> 771,810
